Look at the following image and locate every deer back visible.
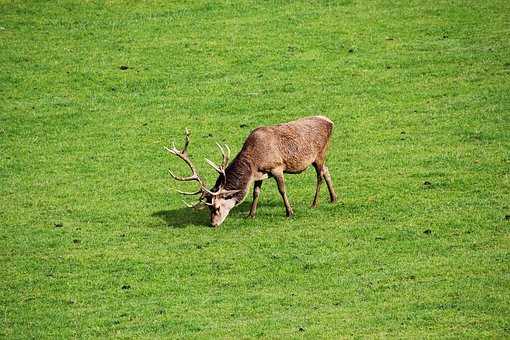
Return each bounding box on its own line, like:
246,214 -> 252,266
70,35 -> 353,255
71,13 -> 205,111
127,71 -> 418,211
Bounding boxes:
239,116 -> 333,174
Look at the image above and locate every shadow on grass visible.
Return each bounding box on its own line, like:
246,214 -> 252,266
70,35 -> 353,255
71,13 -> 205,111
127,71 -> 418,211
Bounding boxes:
151,207 -> 210,228
152,200 -> 295,228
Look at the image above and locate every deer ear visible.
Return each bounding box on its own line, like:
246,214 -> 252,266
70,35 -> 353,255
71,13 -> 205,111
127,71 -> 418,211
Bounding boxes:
219,197 -> 236,211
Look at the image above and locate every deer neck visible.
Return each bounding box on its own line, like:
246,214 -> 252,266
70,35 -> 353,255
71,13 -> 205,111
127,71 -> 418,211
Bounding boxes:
222,156 -> 254,204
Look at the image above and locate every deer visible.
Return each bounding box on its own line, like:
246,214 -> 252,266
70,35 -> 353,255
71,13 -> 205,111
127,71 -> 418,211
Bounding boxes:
165,116 -> 337,227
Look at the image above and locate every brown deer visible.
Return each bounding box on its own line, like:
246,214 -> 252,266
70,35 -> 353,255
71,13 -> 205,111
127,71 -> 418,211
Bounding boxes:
165,116 -> 337,227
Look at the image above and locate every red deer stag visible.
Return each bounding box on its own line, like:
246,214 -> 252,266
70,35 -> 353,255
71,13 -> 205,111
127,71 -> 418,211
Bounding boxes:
165,116 -> 337,227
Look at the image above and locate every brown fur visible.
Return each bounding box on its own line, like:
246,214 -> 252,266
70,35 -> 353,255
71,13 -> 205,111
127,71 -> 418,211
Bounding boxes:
212,116 -> 337,217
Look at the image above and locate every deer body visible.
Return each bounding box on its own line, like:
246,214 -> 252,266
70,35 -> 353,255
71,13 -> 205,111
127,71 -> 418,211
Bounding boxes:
167,116 -> 337,227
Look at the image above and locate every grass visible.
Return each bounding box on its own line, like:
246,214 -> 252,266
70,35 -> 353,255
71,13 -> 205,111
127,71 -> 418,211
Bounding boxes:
1,0 -> 509,337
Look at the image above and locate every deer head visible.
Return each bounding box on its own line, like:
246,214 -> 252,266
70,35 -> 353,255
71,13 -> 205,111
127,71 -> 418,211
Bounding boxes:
165,129 -> 240,227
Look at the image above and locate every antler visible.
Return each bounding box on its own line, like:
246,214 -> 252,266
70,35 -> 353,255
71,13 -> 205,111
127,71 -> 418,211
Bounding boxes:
165,129 -> 215,197
205,142 -> 231,186
166,130 -> 240,205
204,142 -> 242,197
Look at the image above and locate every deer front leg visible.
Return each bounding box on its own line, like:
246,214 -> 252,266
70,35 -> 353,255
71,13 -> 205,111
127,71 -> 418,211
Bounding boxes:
272,169 -> 293,217
248,180 -> 263,218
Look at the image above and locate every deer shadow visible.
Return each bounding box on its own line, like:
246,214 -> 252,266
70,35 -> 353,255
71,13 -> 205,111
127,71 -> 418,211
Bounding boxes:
152,200 -> 291,228
151,207 -> 210,228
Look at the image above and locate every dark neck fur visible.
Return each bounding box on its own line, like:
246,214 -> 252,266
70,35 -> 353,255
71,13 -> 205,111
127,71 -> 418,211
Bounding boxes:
213,155 -> 253,203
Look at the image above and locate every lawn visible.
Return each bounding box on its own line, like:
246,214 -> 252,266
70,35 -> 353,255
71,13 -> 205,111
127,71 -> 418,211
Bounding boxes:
1,0 -> 509,338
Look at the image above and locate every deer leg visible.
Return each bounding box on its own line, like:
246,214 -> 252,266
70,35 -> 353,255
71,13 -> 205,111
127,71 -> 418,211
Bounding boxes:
248,180 -> 263,218
323,165 -> 337,203
272,170 -> 293,217
311,162 -> 323,208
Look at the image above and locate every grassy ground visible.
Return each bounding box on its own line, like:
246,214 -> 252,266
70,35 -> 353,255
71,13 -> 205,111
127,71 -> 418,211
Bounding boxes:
1,0 -> 509,338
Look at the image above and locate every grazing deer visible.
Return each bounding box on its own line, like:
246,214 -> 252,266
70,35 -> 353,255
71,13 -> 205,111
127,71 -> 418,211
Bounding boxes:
165,116 -> 337,227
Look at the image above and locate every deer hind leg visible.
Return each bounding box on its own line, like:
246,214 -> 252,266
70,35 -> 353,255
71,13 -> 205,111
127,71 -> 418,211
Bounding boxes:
311,162 -> 324,208
312,161 -> 337,206
323,165 -> 337,203
248,180 -> 263,218
271,169 -> 293,217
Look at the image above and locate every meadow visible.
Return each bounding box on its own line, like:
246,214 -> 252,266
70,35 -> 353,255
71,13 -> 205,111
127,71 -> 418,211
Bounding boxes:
1,0 -> 509,337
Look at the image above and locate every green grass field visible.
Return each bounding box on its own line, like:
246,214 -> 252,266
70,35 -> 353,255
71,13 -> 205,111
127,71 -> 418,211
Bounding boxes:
1,0 -> 509,338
